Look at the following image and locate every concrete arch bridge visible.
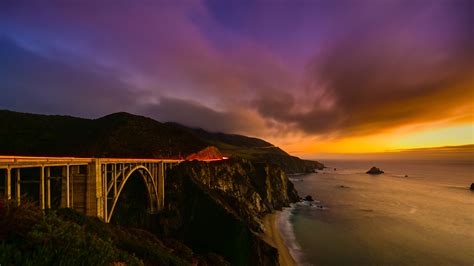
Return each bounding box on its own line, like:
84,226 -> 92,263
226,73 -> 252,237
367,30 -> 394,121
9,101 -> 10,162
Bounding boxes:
0,156 -> 182,223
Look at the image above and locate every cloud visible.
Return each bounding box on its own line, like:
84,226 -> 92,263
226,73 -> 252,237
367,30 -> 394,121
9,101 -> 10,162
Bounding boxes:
0,37 -> 139,117
251,0 -> 474,137
0,0 -> 472,145
0,1 -> 294,104
0,36 -> 272,137
140,97 -> 268,136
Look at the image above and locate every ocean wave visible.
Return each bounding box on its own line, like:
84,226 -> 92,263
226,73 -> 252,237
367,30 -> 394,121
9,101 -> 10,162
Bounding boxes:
289,178 -> 304,182
277,204 -> 309,266
300,200 -> 321,205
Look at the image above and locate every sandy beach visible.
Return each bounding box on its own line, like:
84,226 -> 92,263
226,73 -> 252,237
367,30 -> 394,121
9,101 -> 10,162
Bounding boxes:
260,212 -> 297,266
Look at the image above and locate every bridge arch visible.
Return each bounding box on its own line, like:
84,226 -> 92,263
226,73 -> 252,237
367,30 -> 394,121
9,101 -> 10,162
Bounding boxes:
106,165 -> 159,223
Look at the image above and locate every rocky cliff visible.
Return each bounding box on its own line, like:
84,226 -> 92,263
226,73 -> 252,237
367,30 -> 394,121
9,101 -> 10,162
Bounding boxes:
256,153 -> 324,174
158,159 -> 299,265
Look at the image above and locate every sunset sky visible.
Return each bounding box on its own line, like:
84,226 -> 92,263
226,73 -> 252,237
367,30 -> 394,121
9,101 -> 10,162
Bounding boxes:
0,0 -> 472,156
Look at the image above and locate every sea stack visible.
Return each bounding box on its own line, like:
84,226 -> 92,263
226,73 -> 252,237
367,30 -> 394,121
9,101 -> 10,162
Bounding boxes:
470,183 -> 474,191
304,195 -> 314,201
366,167 -> 384,175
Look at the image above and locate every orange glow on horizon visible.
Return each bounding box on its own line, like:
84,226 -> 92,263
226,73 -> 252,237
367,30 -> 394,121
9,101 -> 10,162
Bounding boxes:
272,121 -> 474,157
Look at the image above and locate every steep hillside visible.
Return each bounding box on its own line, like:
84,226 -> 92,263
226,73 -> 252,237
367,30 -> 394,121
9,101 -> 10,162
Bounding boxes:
0,110 -> 207,158
0,202 -> 227,265
0,110 -> 323,172
168,123 -> 324,173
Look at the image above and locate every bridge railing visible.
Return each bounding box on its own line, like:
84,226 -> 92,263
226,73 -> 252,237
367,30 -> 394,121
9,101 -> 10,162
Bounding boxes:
0,155 -> 224,222
0,156 -> 185,222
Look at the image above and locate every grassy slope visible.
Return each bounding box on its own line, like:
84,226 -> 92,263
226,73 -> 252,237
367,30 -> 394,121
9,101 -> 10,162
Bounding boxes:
0,202 -> 196,266
166,123 -> 324,172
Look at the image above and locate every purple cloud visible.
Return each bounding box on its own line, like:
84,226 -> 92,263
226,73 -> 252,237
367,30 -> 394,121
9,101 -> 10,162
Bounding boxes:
0,0 -> 471,140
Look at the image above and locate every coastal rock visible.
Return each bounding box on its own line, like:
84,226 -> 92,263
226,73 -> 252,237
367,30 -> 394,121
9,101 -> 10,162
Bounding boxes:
470,183 -> 474,190
366,167 -> 384,175
159,159 -> 298,265
253,153 -> 324,174
304,195 -> 314,201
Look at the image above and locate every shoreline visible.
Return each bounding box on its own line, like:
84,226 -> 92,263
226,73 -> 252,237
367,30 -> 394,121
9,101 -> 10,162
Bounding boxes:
260,211 -> 297,266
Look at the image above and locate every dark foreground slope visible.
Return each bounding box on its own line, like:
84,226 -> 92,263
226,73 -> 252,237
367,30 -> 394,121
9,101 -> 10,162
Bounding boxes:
0,202 -> 206,265
0,110 -> 323,172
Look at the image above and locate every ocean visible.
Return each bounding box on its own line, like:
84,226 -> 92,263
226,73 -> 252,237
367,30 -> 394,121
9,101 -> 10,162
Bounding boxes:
281,158 -> 474,265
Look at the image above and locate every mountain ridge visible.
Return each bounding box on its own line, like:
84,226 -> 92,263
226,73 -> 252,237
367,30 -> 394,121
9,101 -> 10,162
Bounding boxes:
0,109 -> 323,173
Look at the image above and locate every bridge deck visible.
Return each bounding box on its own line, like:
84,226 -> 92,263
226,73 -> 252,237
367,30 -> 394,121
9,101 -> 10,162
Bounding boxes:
0,156 -> 183,168
0,155 -> 225,222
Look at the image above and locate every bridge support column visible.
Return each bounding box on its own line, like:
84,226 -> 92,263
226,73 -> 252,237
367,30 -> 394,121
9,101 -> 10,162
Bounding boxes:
15,169 -> 20,205
60,166 -> 70,208
158,162 -> 164,210
40,166 -> 45,209
87,160 -> 103,220
6,167 -> 11,200
66,165 -> 70,207
102,164 -> 107,222
46,167 -> 51,209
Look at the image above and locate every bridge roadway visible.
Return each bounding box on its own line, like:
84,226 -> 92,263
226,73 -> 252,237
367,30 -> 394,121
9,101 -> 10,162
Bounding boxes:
0,156 -> 190,223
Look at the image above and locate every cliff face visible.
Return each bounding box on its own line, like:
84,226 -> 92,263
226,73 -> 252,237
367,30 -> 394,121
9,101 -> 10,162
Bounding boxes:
158,159 -> 299,265
256,153 -> 324,174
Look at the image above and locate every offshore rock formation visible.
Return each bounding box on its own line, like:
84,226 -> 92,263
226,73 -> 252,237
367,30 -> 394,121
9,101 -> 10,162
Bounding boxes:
304,195 -> 314,201
366,167 -> 384,175
158,159 -> 299,265
470,183 -> 474,191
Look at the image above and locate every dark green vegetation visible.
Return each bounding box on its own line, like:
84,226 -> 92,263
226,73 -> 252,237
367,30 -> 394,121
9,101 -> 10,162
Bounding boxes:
0,201 -> 201,266
0,110 -> 207,158
0,110 -> 322,265
0,110 -> 323,173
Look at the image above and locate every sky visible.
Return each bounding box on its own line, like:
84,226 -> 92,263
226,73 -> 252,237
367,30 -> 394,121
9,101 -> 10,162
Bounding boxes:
0,0 -> 473,157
